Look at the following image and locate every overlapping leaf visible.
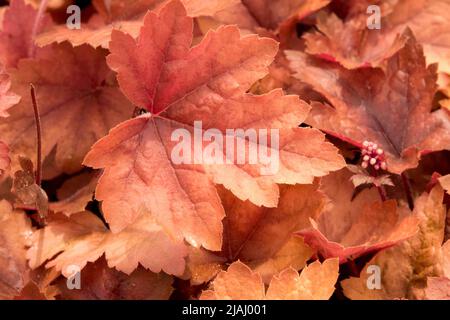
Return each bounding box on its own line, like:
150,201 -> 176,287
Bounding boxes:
49,171 -> 98,216
182,183 -> 324,285
53,258 -> 174,300
303,0 -> 450,76
0,42 -> 134,177
422,240 -> 450,299
27,211 -> 188,276
423,277 -> 450,300
0,200 -> 33,299
0,64 -> 20,117
83,0 -> 344,252
0,0 -> 53,68
303,12 -> 407,69
1,0 -> 448,302
298,169 -> 419,262
219,184 -> 322,279
384,0 -> 450,75
341,185 -> 446,299
440,175 -> 450,195
36,0 -> 239,49
197,0 -> 330,35
287,32 -> 450,174
200,259 -> 339,300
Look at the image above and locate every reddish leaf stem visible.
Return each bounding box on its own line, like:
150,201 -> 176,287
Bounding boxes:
30,84 -> 42,186
401,172 -> 414,210
376,185 -> 387,202
371,168 -> 387,202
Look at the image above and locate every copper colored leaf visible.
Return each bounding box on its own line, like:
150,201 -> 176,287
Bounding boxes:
26,212 -> 108,273
421,240 -> 450,299
220,183 -> 323,276
440,174 -> 450,195
13,282 -> 46,300
37,0 -> 165,48
36,0 -> 239,49
384,0 -> 450,76
298,169 -> 419,262
200,259 -> 339,300
200,261 -> 265,300
181,183 -> 321,285
181,247 -> 227,285
303,13 -> 407,69
423,277 -> 450,300
265,258 -> 339,300
92,0 -> 237,21
12,266 -> 60,300
203,0 -> 330,34
250,236 -> 313,284
0,0 -> 53,68
420,240 -> 450,299
0,200 -> 33,299
49,172 -> 99,216
3,0 -> 446,301
341,185 -> 446,299
287,31 -> 450,174
0,42 -> 134,177
83,0 -> 344,251
181,0 -> 240,17
0,64 -> 20,117
54,258 -> 173,300
304,0 -> 450,75
92,0 -> 165,21
27,212 -> 188,276
36,19 -> 144,50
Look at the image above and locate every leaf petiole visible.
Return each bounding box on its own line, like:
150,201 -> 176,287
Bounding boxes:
30,84 -> 42,187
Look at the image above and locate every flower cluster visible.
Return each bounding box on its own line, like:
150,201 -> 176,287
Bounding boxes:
361,140 -> 387,171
